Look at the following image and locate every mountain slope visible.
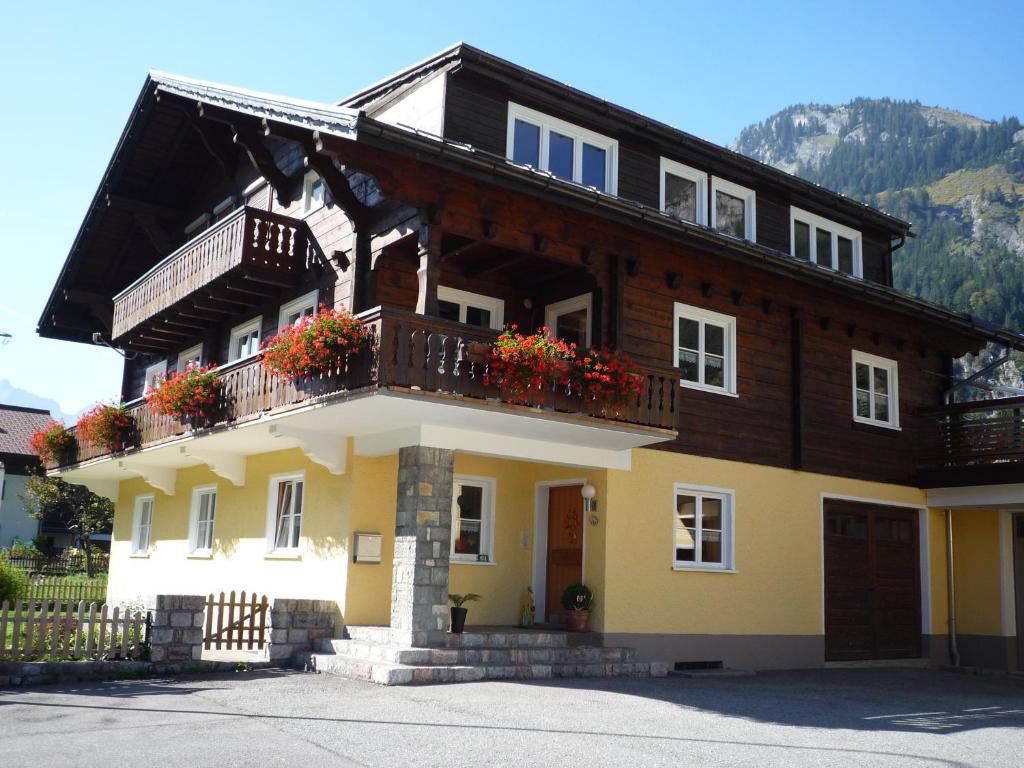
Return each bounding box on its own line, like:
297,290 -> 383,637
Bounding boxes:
733,99 -> 1024,390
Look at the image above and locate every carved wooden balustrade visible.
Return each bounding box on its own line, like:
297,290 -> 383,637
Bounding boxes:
111,207 -> 312,340
49,308 -> 678,469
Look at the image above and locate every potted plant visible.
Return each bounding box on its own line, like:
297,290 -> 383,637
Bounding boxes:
262,304 -> 371,382
448,592 -> 481,634
144,362 -> 223,429
76,402 -> 135,453
561,583 -> 594,632
574,347 -> 644,417
483,325 -> 575,405
28,420 -> 74,465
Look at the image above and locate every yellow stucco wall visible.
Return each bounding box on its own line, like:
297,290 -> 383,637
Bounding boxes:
107,442 -> 949,641
107,448 -> 352,612
950,508 -> 1003,637
926,508 -> 950,637
601,449 -> 927,637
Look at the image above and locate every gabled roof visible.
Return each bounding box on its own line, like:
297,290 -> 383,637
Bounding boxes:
0,404 -> 52,458
339,42 -> 911,235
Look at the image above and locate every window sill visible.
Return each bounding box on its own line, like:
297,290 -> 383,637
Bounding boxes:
679,380 -> 739,398
187,552 -> 213,560
265,552 -> 302,561
672,565 -> 737,574
852,416 -> 901,432
451,558 -> 497,566
130,553 -> 150,559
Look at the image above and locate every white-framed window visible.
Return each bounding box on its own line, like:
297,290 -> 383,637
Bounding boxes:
660,158 -> 708,225
852,350 -> 900,429
673,484 -> 735,572
229,317 -> 262,362
302,171 -> 326,215
188,485 -> 217,555
176,344 -> 203,373
278,290 -> 318,331
144,360 -> 167,393
545,293 -> 592,349
673,303 -> 737,396
184,213 -> 210,238
451,475 -> 496,563
212,196 -> 237,223
437,286 -> 504,330
710,177 -> 756,241
131,494 -> 155,555
790,206 -> 863,278
506,102 -> 618,194
266,472 -> 304,553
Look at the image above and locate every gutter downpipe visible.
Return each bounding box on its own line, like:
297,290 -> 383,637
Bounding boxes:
946,508 -> 960,667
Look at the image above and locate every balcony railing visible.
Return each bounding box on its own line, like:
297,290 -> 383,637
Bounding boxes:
49,308 -> 678,469
918,396 -> 1024,485
111,206 -> 311,340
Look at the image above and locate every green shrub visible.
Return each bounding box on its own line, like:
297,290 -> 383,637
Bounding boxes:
0,560 -> 28,604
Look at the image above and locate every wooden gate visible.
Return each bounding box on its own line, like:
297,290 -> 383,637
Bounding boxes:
204,591 -> 269,651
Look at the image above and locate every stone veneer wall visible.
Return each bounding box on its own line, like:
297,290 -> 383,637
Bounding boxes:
390,446 -> 454,647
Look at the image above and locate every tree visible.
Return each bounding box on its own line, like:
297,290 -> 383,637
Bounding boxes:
19,477 -> 113,577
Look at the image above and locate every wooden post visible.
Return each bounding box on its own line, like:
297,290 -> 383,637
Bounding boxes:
415,225 -> 441,318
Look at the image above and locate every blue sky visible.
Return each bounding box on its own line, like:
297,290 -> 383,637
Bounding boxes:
0,0 -> 1020,415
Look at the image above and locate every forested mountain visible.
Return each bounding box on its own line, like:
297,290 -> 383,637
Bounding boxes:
734,99 -> 1024,390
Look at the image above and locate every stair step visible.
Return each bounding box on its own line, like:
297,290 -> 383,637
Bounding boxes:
317,638 -> 635,665
299,652 -> 669,686
344,626 -> 571,649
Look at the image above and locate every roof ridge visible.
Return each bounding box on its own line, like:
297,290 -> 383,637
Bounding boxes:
0,403 -> 52,415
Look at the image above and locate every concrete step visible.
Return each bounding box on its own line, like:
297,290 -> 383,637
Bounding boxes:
316,638 -> 635,666
299,651 -> 668,686
344,626 -> 572,649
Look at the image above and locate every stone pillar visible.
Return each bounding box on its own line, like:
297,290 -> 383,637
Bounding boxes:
146,595 -> 206,663
390,445 -> 454,646
267,599 -> 338,663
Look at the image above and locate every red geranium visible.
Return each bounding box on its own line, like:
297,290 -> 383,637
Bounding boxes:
574,347 -> 643,416
145,362 -> 222,421
483,326 -> 576,405
261,305 -> 370,382
28,420 -> 74,464
76,403 -> 134,452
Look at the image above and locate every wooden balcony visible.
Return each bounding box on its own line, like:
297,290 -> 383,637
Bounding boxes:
918,396 -> 1024,487
49,308 -> 678,471
111,207 -> 311,343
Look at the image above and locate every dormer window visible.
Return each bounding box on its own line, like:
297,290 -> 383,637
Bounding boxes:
660,159 -> 708,225
506,103 -> 618,194
790,207 -> 862,278
710,178 -> 756,241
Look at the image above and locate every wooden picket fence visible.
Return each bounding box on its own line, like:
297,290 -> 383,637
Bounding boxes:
23,576 -> 108,606
204,591 -> 268,651
0,600 -> 145,661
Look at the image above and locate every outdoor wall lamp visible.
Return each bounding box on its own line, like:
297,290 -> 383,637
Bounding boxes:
581,483 -> 599,526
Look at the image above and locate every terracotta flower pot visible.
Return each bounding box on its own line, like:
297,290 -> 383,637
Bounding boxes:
564,609 -> 590,632
465,342 -> 491,364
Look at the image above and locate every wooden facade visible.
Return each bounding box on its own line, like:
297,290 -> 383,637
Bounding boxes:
38,46 -> 1024,488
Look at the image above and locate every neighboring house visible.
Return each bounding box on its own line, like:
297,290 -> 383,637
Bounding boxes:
36,44 -> 1024,674
0,404 -> 52,548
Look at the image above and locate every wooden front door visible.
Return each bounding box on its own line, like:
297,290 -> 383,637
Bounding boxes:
1014,515 -> 1024,670
546,485 -> 584,623
824,500 -> 921,661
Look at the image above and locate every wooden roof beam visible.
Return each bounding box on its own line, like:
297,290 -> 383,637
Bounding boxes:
464,252 -> 532,279
231,125 -> 294,208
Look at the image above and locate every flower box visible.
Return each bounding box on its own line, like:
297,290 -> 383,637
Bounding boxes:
28,420 -> 74,465
76,403 -> 134,453
262,305 -> 371,382
144,363 -> 223,428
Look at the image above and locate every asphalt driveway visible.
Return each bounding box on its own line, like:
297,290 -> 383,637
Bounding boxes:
1,668 -> 1022,767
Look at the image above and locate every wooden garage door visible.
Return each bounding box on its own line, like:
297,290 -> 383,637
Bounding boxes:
824,500 -> 921,661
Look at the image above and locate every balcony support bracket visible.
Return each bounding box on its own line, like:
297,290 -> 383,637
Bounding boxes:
116,460 -> 176,496
179,446 -> 246,486
268,424 -> 346,475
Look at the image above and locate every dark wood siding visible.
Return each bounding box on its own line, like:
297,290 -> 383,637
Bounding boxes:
862,236 -> 889,285
618,145 -> 659,207
444,75 -> 507,155
756,195 -> 790,253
